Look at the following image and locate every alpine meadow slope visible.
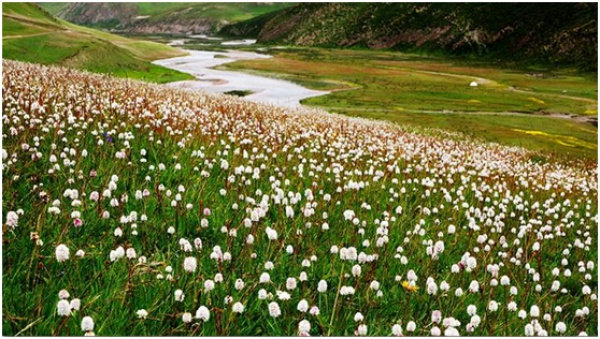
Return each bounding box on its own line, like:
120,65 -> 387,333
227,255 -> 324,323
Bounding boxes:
3,3 -> 193,83
2,59 -> 598,336
38,2 -> 296,34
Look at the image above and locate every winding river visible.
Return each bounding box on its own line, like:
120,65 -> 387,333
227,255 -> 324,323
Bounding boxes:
153,49 -> 329,108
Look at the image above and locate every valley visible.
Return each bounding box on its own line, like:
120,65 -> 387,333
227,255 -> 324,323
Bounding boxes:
2,3 -> 598,337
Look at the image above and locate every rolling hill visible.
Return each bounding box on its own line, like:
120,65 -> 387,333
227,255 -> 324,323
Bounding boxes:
221,3 -> 598,69
38,2 -> 295,34
2,3 -> 193,83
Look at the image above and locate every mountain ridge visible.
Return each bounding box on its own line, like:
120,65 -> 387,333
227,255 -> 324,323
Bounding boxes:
39,2 -> 295,34
221,3 -> 598,70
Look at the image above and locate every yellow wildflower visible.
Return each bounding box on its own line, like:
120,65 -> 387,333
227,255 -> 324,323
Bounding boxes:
402,281 -> 419,292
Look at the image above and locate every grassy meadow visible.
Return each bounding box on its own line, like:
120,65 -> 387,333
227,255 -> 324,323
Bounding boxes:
2,3 -> 193,84
218,46 -> 598,160
2,58 -> 598,336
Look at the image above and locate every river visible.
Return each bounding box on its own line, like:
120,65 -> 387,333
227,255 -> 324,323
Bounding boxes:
153,49 -> 330,108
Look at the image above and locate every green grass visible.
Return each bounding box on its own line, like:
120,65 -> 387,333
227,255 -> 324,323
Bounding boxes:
3,3 -> 193,84
3,59 -> 598,336
221,46 -> 598,159
134,3 -> 296,23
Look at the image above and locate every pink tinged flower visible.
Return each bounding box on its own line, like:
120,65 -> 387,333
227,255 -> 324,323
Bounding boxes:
70,298 -> 81,311
297,299 -> 309,313
268,302 -> 281,318
90,191 -> 99,202
5,211 -> 18,228
74,218 -> 83,227
183,257 -> 197,273
525,324 -> 534,336
356,324 -> 368,336
392,324 -> 403,336
57,299 -> 71,316
195,306 -> 210,321
444,327 -> 460,336
55,244 -> 70,262
232,302 -> 244,313
298,320 -> 311,336
89,170 -> 97,177
431,326 -> 441,336
58,289 -> 70,299
203,208 -> 211,216
81,316 -> 94,332
431,310 -> 442,323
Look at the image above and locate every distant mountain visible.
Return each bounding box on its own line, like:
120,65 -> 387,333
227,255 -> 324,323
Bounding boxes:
39,2 -> 295,34
222,3 -> 598,69
2,3 -> 191,83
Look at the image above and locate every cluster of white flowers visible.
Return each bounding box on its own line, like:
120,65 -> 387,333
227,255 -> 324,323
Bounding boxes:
3,61 -> 597,336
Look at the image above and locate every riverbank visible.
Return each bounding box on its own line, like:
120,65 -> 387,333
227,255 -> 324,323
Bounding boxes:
152,49 -> 330,108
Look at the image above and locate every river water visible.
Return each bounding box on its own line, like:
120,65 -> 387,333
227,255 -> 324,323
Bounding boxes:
153,49 -> 329,108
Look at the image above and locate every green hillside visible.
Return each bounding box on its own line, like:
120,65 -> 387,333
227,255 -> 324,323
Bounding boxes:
3,3 -> 193,83
38,2 -> 295,33
223,3 -> 598,70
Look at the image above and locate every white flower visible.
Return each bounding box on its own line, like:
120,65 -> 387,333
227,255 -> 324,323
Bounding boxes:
260,272 -> 270,283
232,302 -> 244,313
467,305 -> 477,316
70,298 -> 81,311
235,279 -> 245,290
5,211 -> 18,228
500,275 -> 510,286
204,280 -> 215,292
195,306 -> 210,321
55,244 -> 70,262
309,306 -> 320,316
183,257 -> 197,273
182,312 -> 192,323
136,309 -> 148,319
392,324 -> 403,336
81,316 -> 94,332
444,327 -> 460,336
57,299 -> 71,316
298,320 -> 311,335
354,312 -> 364,322
406,321 -> 416,332
317,280 -> 328,293
357,324 -> 368,336
530,305 -> 540,318
488,300 -> 498,312
286,277 -> 297,290
174,289 -> 185,302
508,301 -> 517,311
268,302 -> 281,318
297,299 -> 309,313
352,264 -> 362,277
431,326 -> 441,336
468,280 -> 480,293
58,289 -> 70,299
525,324 -> 534,336
126,248 -> 136,260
